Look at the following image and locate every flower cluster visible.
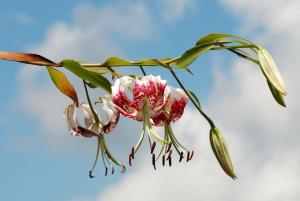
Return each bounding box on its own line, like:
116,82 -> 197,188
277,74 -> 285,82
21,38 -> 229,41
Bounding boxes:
64,75 -> 192,176
112,75 -> 192,168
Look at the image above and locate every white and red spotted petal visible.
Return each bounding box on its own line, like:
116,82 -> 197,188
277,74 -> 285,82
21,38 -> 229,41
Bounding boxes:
63,103 -> 99,137
112,76 -> 140,119
133,75 -> 167,112
163,86 -> 188,124
151,111 -> 168,126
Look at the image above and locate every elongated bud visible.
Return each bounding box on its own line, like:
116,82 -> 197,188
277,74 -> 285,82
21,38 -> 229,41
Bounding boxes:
257,48 -> 286,95
267,80 -> 286,107
209,127 -> 237,179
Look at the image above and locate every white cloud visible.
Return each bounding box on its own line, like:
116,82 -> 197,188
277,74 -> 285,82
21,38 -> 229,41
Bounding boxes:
159,0 -> 196,23
221,0 -> 300,36
68,0 -> 300,201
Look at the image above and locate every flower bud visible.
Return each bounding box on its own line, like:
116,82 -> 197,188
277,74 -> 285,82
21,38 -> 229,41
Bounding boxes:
257,48 -> 286,95
210,127 -> 237,179
267,80 -> 286,107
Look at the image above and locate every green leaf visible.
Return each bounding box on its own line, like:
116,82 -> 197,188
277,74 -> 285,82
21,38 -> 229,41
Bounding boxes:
86,82 -> 97,89
174,44 -> 215,69
60,59 -> 112,93
47,67 -> 79,105
85,67 -> 111,74
267,80 -> 286,107
257,48 -> 286,94
196,33 -> 248,46
103,57 -> 133,66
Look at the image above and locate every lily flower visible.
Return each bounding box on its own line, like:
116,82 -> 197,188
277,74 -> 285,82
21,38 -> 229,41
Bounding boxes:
64,95 -> 125,177
111,75 -> 193,168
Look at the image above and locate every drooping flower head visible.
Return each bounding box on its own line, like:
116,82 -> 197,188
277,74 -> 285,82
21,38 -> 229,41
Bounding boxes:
111,75 -> 193,169
64,95 -> 125,177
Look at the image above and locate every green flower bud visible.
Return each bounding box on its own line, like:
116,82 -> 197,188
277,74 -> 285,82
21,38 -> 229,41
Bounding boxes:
267,80 -> 286,107
257,48 -> 286,95
210,127 -> 237,179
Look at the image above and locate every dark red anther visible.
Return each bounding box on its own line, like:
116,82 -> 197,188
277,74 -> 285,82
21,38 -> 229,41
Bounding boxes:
89,170 -> 95,179
179,152 -> 184,162
131,147 -> 135,159
168,156 -> 172,167
105,167 -> 108,176
152,154 -> 156,170
111,166 -> 115,175
167,143 -> 172,152
167,149 -> 172,160
129,154 -> 133,166
162,155 -> 165,166
151,141 -> 156,154
186,151 -> 190,162
189,150 -> 194,161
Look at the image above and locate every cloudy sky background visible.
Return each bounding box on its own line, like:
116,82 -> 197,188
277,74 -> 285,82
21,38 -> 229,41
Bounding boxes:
0,0 -> 299,200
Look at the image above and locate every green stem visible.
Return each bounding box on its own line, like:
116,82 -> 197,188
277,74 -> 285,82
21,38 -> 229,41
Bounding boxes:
139,65 -> 147,76
101,135 -> 123,167
80,63 -> 171,70
134,125 -> 146,153
169,69 -> 215,128
83,80 -> 101,123
90,136 -> 101,173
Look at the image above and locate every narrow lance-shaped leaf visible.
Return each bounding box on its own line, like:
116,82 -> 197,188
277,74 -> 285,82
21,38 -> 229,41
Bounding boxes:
196,33 -> 250,46
174,44 -> 215,69
47,67 -> 79,106
174,41 -> 231,69
258,48 -> 286,95
60,59 -> 112,93
0,51 -> 57,66
210,127 -> 237,179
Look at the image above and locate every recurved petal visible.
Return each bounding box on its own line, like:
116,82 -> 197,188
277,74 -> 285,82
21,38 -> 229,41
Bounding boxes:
112,76 -> 140,119
164,86 -> 188,124
98,95 -> 120,134
63,103 -> 99,137
80,103 -> 97,128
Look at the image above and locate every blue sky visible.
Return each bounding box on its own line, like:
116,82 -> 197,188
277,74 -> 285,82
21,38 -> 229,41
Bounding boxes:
1,0 -> 300,201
